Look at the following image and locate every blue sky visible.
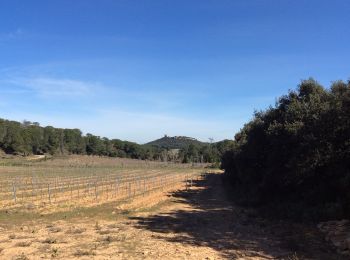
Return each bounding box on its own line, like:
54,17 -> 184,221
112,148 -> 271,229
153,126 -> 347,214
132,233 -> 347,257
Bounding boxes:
0,0 -> 349,143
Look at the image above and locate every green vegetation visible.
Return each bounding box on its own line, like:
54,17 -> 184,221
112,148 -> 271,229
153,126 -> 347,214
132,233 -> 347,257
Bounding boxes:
221,79 -> 350,221
146,135 -> 234,164
146,135 -> 206,149
0,118 -> 155,159
0,119 -> 231,164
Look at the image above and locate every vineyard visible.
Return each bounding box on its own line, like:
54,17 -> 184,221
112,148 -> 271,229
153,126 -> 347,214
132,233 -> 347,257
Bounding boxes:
0,155 -> 205,212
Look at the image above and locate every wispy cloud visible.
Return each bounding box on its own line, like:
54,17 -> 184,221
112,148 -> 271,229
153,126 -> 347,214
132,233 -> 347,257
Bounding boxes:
5,77 -> 103,97
0,71 -> 255,142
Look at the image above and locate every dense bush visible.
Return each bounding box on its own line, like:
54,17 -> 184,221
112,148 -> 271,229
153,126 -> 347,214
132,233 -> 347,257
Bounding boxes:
221,79 -> 350,221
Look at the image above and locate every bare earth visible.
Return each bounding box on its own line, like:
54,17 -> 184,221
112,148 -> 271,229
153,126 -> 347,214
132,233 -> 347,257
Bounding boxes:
0,173 -> 343,260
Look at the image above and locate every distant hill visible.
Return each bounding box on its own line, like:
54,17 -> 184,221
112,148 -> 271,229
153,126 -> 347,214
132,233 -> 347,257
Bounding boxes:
145,135 -> 207,149
0,117 -> 233,164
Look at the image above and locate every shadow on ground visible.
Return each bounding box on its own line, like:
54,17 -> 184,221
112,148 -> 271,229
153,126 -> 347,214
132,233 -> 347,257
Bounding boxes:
130,173 -> 343,259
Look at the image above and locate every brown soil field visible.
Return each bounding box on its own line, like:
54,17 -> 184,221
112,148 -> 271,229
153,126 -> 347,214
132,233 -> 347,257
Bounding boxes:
0,169 -> 345,260
0,155 -> 203,212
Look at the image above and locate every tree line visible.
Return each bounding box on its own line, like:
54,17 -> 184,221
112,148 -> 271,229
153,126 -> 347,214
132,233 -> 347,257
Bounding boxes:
0,119 -> 153,159
0,118 -> 232,163
221,79 -> 350,221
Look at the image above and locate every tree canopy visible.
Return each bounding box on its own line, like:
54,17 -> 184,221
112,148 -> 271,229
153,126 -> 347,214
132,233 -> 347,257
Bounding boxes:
221,79 -> 350,221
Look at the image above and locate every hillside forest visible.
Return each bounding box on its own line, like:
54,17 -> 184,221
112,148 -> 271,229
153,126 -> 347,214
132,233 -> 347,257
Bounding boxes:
0,119 -> 233,164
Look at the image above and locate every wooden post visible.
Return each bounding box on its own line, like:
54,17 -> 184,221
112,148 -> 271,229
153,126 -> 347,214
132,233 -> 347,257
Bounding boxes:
12,182 -> 17,203
48,183 -> 51,203
31,177 -> 35,202
21,179 -> 24,201
133,181 -> 136,197
77,182 -> 80,199
106,178 -> 109,200
88,182 -> 91,198
70,181 -> 73,199
54,179 -> 57,202
40,181 -> 43,201
143,178 -> 146,196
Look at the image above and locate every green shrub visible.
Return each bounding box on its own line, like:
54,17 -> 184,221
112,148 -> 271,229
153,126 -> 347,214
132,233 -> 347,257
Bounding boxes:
221,79 -> 350,221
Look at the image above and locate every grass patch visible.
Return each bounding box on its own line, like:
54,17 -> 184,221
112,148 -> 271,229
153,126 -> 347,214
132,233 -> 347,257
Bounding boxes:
12,253 -> 29,260
42,237 -> 57,244
98,235 -> 114,243
15,241 -> 32,247
51,247 -> 59,258
97,229 -> 112,235
38,244 -> 51,252
66,226 -> 86,234
94,221 -> 101,230
106,223 -> 118,229
73,249 -> 96,257
48,226 -> 62,233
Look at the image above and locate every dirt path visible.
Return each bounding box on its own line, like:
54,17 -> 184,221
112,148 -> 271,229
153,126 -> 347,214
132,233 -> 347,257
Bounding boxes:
0,173 -> 343,259
130,173 -> 344,259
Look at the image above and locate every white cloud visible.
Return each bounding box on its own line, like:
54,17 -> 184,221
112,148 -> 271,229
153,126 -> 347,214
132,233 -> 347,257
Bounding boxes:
6,77 -> 103,97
